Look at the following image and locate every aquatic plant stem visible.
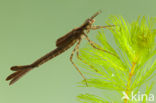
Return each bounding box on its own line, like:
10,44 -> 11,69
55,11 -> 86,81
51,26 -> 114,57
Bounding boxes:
124,62 -> 136,103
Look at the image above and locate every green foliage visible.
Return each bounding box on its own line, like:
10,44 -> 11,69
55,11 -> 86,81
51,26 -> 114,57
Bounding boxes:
77,16 -> 156,103
77,94 -> 110,103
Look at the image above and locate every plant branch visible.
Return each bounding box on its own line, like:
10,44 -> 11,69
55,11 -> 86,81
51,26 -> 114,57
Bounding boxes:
125,62 -> 136,103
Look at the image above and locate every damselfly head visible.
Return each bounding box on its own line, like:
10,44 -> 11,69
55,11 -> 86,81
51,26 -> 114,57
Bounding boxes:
90,10 -> 102,20
89,19 -> 95,24
81,11 -> 101,29
88,11 -> 101,25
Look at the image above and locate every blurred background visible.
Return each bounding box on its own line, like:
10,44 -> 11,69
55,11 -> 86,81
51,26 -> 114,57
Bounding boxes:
0,0 -> 156,103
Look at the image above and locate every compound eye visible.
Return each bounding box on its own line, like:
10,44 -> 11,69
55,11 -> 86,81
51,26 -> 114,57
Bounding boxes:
92,19 -> 95,23
89,19 -> 95,24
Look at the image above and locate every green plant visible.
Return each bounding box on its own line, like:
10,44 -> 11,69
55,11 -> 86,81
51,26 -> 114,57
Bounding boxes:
76,16 -> 156,103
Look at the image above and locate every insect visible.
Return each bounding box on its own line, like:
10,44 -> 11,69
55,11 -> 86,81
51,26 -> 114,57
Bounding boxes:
6,11 -> 117,86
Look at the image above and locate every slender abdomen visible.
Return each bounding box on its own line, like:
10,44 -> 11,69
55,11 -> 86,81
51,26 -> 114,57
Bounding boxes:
7,38 -> 77,85
31,39 -> 77,67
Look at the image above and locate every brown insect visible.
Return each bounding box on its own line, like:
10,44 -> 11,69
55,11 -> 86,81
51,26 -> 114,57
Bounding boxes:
6,11 -> 117,86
